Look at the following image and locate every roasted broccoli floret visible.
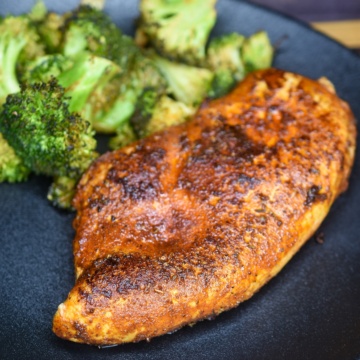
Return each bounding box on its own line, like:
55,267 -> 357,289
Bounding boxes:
36,12 -> 67,54
0,79 -> 97,178
88,48 -> 167,134
25,53 -> 121,122
0,79 -> 98,208
47,176 -> 78,209
28,0 -> 47,22
0,16 -> 44,104
130,88 -> 160,138
57,53 -> 120,114
131,93 -> 195,138
206,33 -> 245,98
27,1 -> 66,54
152,54 -> 213,105
138,0 -> 217,65
24,45 -> 166,140
88,84 -> 138,134
59,7 -> 169,138
108,122 -> 137,150
61,5 -> 129,65
143,96 -> 194,135
242,31 -> 273,73
207,31 -> 274,97
24,54 -> 74,83
0,133 -> 30,183
16,22 -> 45,75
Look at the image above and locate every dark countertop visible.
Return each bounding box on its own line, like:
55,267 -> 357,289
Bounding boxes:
249,0 -> 360,22
247,0 -> 360,52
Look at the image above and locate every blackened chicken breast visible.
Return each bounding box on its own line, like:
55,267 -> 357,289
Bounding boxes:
53,69 -> 356,345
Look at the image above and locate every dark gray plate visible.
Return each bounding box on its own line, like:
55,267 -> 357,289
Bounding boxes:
0,1 -> 360,359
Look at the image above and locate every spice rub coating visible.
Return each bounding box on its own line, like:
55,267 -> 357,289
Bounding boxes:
53,69 -> 356,345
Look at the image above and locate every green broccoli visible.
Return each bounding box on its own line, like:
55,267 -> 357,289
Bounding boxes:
0,16 -> 44,105
87,84 -> 138,134
206,33 -> 245,98
36,12 -> 67,54
143,95 -> 195,135
206,31 -> 274,97
108,122 -> 137,150
27,1 -> 66,54
57,53 -> 120,114
152,54 -> 214,105
59,5 -> 170,140
0,78 -> 98,208
130,88 -> 160,138
0,133 -> 30,183
138,0 -> 217,65
27,0 -> 47,22
16,23 -> 45,76
47,176 -> 78,209
61,5 -> 130,66
24,45 -> 166,140
24,54 -> 74,83
88,48 -> 167,134
25,53 -> 121,124
242,31 -> 273,73
131,93 -> 195,138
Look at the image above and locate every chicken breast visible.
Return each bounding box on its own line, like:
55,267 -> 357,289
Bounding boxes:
53,69 -> 356,345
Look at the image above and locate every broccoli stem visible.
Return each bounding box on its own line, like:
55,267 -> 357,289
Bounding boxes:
0,35 -> 26,103
47,176 -> 78,210
152,54 -> 214,106
58,53 -> 120,114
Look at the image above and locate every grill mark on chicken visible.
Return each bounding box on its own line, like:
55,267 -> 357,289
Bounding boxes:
53,69 -> 356,346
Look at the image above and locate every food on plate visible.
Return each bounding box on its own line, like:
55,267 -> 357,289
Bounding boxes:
242,31 -> 274,73
206,31 -> 273,98
52,69 -> 356,345
206,32 -> 247,98
0,79 -> 98,208
0,0 -> 273,209
152,53 -> 214,106
130,93 -> 196,139
0,15 -> 44,106
137,0 -> 217,65
0,133 -> 30,183
60,4 -> 128,63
